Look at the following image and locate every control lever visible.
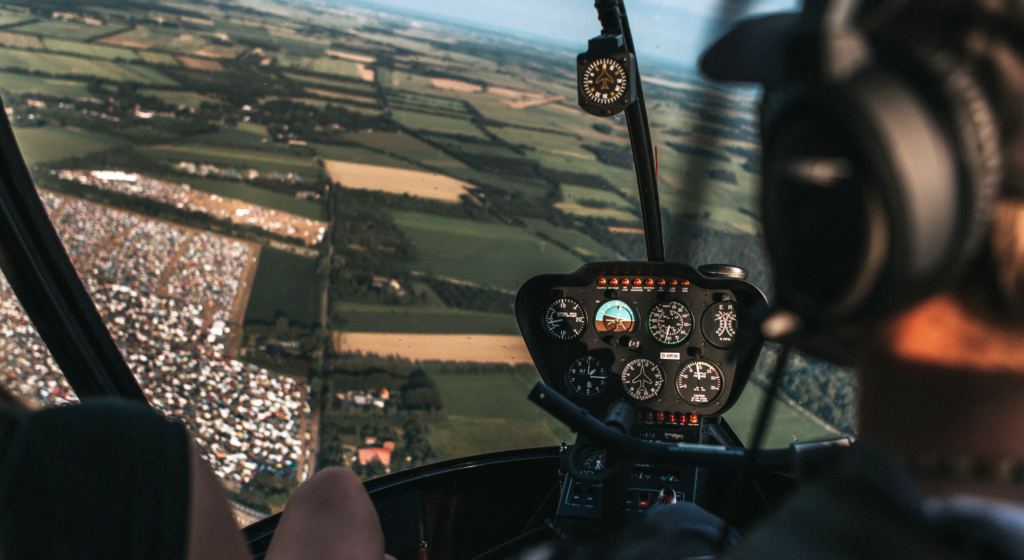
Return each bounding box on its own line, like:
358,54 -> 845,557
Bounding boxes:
564,401 -> 636,483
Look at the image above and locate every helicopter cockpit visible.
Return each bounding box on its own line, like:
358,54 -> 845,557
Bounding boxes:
0,0 -> 865,558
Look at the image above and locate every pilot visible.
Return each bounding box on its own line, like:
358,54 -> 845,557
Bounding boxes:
698,0 -> 1024,557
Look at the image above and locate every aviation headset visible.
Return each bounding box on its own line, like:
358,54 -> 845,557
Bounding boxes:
703,0 -> 1009,327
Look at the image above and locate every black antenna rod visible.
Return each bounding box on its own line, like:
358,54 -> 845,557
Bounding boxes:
594,0 -> 664,261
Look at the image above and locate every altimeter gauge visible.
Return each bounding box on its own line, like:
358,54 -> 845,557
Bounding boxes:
543,298 -> 587,341
702,302 -> 739,348
565,355 -> 610,399
647,301 -> 693,346
620,358 -> 664,402
676,359 -> 723,406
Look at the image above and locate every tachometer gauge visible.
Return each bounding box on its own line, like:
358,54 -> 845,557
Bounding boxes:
702,302 -> 739,348
565,355 -> 610,398
676,359 -> 723,406
647,301 -> 693,346
543,298 -> 587,341
595,300 -> 636,333
620,358 -> 664,401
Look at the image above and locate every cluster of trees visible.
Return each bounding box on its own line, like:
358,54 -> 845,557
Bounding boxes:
420,276 -> 515,315
255,100 -> 396,145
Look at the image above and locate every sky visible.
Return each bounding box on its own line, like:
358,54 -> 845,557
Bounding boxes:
337,0 -> 800,70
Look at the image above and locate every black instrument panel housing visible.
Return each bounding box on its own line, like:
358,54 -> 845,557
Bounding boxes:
516,262 -> 768,418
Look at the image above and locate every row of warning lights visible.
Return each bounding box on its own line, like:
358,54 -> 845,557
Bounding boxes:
639,411 -> 700,424
597,278 -> 691,287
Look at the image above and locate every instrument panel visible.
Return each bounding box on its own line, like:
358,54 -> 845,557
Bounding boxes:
516,262 -> 767,418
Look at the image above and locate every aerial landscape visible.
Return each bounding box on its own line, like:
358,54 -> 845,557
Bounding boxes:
0,0 -> 855,517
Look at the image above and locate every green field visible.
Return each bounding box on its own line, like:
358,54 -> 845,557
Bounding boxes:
138,88 -> 221,108
332,302 -> 519,334
391,110 -> 486,139
137,51 -> 179,66
0,48 -> 175,85
138,144 -> 321,176
192,126 -> 269,148
181,176 -> 327,221
560,184 -> 635,210
312,144 -> 421,171
12,20 -> 125,41
43,38 -> 141,61
429,373 -> 573,460
12,126 -> 127,165
282,56 -> 361,79
391,211 -> 585,291
0,72 -> 90,98
283,72 -> 377,93
341,131 -> 466,168
522,219 -> 620,261
555,202 -> 641,223
723,383 -> 840,448
0,31 -> 43,50
245,247 -> 321,325
0,9 -> 36,28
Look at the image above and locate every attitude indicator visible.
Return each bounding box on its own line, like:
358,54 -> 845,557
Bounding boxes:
595,300 -> 636,333
620,358 -> 664,401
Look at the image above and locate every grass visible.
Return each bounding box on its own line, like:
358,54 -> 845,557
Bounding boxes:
312,144 -> 421,171
282,72 -> 377,93
11,20 -> 125,41
390,110 -> 486,139
244,247 -> 321,325
722,383 -> 840,448
12,126 -> 127,165
180,176 -> 327,221
554,202 -> 641,223
428,373 -> 573,460
282,55 -> 361,79
391,211 -> 585,291
0,48 -> 174,85
0,9 -> 36,28
560,184 -> 635,210
138,51 -> 179,66
42,38 -> 141,61
138,144 -> 321,175
341,131 -> 466,168
522,219 -> 621,261
0,72 -> 89,98
0,31 -> 43,50
192,126 -> 269,148
332,302 -> 520,335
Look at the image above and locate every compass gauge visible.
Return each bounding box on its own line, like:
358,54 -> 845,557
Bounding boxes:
620,358 -> 664,402
676,359 -> 723,406
581,58 -> 628,105
565,355 -> 610,399
702,302 -> 739,348
543,298 -> 587,341
647,301 -> 693,346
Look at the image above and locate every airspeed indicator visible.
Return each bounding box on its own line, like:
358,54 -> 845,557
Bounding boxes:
543,298 -> 587,341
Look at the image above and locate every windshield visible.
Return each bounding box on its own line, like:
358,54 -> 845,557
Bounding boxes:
0,0 -> 854,520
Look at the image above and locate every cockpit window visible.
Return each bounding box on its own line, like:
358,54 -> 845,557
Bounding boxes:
0,0 -> 852,520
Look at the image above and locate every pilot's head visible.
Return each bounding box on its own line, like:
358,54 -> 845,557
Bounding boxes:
704,0 -> 1024,362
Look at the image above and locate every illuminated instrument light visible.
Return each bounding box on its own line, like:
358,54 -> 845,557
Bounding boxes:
657,279 -> 666,286
597,278 -> 607,286
645,411 -> 655,421
656,412 -> 665,422
633,278 -> 643,286
645,278 -> 654,287
622,278 -> 631,286
636,411 -> 644,421
669,279 -> 678,286
689,413 -> 699,424
681,279 -> 691,287
609,278 -> 619,286
666,412 -> 676,423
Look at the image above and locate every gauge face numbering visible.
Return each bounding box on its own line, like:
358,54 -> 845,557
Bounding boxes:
565,355 -> 610,398
620,358 -> 664,401
582,58 -> 628,105
543,298 -> 587,341
647,301 -> 693,346
595,300 -> 636,333
702,302 -> 739,348
676,359 -> 723,406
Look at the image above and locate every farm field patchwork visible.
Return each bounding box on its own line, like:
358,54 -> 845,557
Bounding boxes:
0,48 -> 175,84
42,39 -> 141,61
139,89 -> 222,108
244,247 -> 321,325
313,144 -> 420,171
11,20 -> 124,41
331,303 -> 520,335
138,144 -> 321,176
179,176 -> 327,221
14,127 -> 127,165
341,131 -> 466,168
0,72 -> 90,98
332,332 -> 529,363
324,160 -> 473,203
522,219 -> 620,262
390,110 -> 486,139
560,184 -> 635,210
391,211 -> 585,291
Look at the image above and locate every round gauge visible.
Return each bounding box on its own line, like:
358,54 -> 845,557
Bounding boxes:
647,301 -> 694,346
543,298 -> 587,341
582,452 -> 606,475
676,359 -> 723,406
620,358 -> 664,402
565,355 -> 610,399
595,300 -> 636,333
581,58 -> 628,105
702,302 -> 739,348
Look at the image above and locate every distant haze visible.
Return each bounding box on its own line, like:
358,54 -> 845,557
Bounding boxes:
333,0 -> 799,71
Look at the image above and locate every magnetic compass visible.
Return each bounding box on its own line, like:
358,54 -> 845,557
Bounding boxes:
543,298 -> 587,341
